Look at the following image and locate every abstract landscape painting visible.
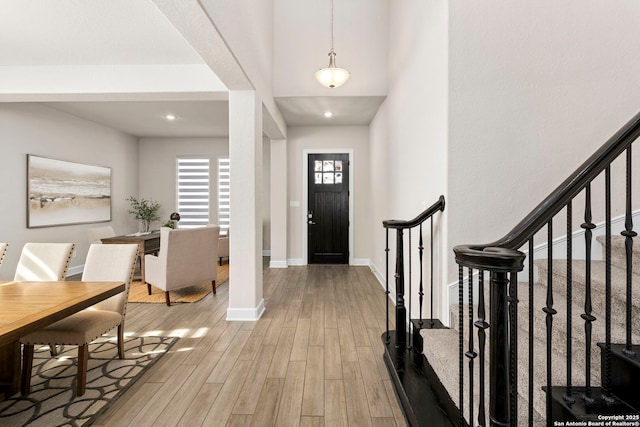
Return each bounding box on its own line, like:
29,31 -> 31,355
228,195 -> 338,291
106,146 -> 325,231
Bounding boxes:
27,155 -> 111,228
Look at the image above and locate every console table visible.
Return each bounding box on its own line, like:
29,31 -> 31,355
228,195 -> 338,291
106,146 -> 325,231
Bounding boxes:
101,232 -> 160,283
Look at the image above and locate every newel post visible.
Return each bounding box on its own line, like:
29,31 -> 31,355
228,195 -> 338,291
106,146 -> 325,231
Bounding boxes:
454,245 -> 525,427
490,270 -> 511,427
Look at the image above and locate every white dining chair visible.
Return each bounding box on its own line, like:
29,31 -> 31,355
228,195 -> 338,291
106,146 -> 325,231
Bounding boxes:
20,243 -> 139,396
14,242 -> 75,281
87,225 -> 116,244
0,243 -> 7,270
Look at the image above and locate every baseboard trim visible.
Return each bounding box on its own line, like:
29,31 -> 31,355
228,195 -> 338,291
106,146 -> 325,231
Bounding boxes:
67,264 -> 83,278
226,299 -> 265,321
370,262 -> 397,304
269,260 -> 288,268
288,258 -> 304,266
352,258 -> 370,266
262,250 -> 271,257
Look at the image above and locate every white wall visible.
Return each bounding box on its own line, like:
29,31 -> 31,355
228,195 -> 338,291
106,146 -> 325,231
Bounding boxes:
138,137 -> 228,229
286,126 -> 370,263
447,0 -> 640,282
369,0 -> 449,318
0,103 -> 138,280
263,138 -> 271,253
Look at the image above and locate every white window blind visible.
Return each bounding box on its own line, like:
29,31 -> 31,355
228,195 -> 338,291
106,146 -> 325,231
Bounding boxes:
218,157 -> 230,235
177,157 -> 210,228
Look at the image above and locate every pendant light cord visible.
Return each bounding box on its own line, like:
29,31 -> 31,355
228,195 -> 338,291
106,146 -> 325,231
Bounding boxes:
330,0 -> 334,52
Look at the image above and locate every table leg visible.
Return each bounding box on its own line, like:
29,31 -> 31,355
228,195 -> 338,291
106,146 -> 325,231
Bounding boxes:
0,341 -> 21,401
139,242 -> 146,283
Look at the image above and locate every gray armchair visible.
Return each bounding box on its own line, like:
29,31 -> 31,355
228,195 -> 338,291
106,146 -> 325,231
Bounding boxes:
218,228 -> 229,265
144,225 -> 219,306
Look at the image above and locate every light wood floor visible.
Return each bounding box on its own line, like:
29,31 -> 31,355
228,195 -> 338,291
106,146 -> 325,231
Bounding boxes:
93,263 -> 407,427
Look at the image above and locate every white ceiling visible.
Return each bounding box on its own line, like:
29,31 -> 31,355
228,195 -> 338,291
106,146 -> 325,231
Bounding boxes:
0,0 -> 386,137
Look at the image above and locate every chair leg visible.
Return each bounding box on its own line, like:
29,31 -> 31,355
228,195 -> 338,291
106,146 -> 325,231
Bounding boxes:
212,280 -> 216,295
219,257 -> 222,266
165,291 -> 171,306
146,283 -> 152,295
117,323 -> 125,359
49,344 -> 58,357
21,344 -> 34,396
77,344 -> 88,396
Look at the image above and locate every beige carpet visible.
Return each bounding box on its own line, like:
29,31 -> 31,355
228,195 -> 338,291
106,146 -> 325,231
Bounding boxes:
128,263 -> 229,303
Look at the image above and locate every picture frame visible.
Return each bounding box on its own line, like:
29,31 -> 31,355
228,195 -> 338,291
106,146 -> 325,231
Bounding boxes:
27,155 -> 112,228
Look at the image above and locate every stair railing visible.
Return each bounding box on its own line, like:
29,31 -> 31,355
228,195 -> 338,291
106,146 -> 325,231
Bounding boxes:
383,195 -> 445,350
454,111 -> 640,426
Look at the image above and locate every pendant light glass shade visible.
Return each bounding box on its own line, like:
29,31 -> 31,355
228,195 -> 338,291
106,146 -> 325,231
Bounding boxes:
315,0 -> 349,88
315,50 -> 350,88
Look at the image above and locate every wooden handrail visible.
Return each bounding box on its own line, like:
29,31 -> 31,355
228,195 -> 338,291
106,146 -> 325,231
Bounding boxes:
383,195 -> 445,229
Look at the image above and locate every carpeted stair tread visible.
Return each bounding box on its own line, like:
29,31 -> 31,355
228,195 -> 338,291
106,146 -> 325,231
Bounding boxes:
421,328 -> 545,426
449,302 -> 585,418
596,234 -> 640,273
535,259 -> 640,330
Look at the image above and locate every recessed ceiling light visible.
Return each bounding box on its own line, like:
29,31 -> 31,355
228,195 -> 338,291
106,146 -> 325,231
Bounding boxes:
165,114 -> 176,121
324,111 -> 333,118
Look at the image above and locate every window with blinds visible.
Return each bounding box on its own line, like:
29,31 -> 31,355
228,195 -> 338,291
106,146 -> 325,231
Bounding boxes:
218,157 -> 230,235
177,157 -> 210,228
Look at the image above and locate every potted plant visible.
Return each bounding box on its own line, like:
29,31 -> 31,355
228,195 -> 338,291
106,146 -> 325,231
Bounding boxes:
127,196 -> 161,232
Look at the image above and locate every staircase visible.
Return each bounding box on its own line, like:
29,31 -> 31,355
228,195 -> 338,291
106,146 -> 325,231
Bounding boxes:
383,110 -> 640,427
421,235 -> 640,426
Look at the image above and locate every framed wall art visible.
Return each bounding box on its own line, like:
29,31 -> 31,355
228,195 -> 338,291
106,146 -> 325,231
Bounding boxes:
27,155 -> 112,228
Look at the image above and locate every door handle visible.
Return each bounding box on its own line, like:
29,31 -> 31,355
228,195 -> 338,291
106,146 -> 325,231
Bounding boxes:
308,221 -> 316,225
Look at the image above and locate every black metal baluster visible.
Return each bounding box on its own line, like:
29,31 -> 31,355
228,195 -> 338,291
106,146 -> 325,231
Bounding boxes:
622,147 -> 637,356
395,229 -> 406,348
564,201 -> 575,403
543,220 -> 557,421
385,228 -> 390,344
509,271 -> 518,427
475,270 -> 488,427
419,223 -> 424,328
528,239 -> 534,426
581,183 -> 596,402
490,271 -> 511,427
459,265 -> 465,426
408,229 -> 413,350
604,166 -> 613,399
467,269 -> 477,426
431,218 -> 435,327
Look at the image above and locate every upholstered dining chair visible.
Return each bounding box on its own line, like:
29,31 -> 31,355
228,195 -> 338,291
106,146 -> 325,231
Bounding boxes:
14,242 -> 75,281
0,243 -> 7,270
20,243 -> 139,396
145,225 -> 219,306
87,225 -> 116,244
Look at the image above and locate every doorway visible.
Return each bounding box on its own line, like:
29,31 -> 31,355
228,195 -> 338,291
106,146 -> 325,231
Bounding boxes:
307,153 -> 349,264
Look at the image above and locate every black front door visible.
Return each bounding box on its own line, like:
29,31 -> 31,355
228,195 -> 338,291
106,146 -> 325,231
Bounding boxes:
307,153 -> 349,264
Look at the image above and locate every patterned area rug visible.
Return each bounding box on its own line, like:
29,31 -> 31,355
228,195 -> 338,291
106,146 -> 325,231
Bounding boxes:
128,263 -> 229,303
0,335 -> 177,426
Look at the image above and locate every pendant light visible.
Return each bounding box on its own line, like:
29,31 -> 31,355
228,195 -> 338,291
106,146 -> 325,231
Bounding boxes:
315,0 -> 350,88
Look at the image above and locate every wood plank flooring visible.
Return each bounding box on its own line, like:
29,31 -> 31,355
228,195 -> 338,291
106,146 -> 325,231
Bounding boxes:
93,263 -> 407,427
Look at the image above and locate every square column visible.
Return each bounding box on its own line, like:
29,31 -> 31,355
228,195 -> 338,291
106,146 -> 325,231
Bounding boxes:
227,90 -> 264,321
269,139 -> 288,268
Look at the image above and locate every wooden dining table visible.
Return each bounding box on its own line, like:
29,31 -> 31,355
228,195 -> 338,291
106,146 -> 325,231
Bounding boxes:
0,280 -> 125,401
